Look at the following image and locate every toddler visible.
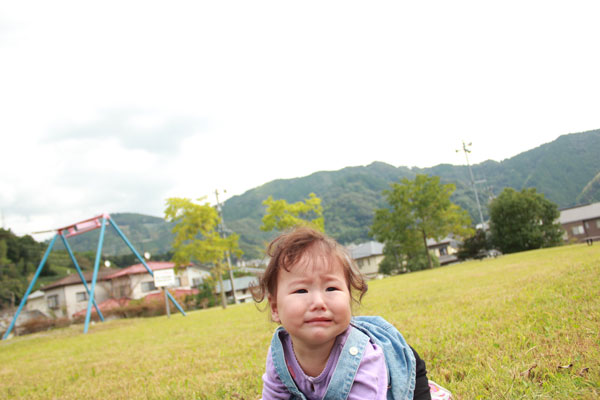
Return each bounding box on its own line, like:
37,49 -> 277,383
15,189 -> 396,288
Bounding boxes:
251,227 -> 432,400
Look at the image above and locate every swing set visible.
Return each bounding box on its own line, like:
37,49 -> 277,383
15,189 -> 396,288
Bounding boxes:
2,213 -> 186,340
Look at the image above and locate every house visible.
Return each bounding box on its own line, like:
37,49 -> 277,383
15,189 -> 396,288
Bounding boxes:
215,276 -> 259,303
426,236 -> 461,265
559,202 -> 600,243
348,236 -> 461,276
104,261 -> 210,300
25,290 -> 47,315
31,261 -> 211,320
36,267 -> 114,319
348,241 -> 384,279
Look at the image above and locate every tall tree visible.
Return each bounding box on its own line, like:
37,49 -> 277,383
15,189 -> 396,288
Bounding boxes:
371,174 -> 473,270
489,188 -> 564,254
261,193 -> 324,232
164,197 -> 242,309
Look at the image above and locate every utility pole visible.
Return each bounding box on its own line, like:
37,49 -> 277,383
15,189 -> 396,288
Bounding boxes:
215,189 -> 238,304
457,141 -> 485,228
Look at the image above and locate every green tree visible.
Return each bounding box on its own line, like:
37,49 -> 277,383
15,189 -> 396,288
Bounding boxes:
456,229 -> 491,260
371,174 -> 473,270
164,197 -> 242,309
489,188 -> 564,254
261,193 -> 324,232
0,240 -> 9,266
195,278 -> 217,309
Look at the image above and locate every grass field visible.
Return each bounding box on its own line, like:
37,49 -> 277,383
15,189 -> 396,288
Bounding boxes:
1,244 -> 599,399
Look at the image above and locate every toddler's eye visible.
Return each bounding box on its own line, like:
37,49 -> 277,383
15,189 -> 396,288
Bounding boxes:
326,287 -> 339,292
294,289 -> 308,294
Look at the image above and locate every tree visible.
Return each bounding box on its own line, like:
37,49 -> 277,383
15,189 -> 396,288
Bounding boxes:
371,174 -> 473,270
378,245 -> 440,274
164,197 -> 242,309
261,193 -> 324,232
195,278 -> 217,309
489,188 -> 564,254
456,229 -> 491,260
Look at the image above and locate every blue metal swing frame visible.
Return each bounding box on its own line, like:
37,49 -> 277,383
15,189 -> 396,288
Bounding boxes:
2,213 -> 186,340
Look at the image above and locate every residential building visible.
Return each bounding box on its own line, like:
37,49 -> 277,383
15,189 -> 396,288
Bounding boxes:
426,236 -> 461,265
215,276 -> 259,303
348,241 -> 384,279
37,267 -> 114,319
29,261 -> 211,320
559,202 -> 600,243
105,261 -> 210,300
25,290 -> 47,315
348,236 -> 461,276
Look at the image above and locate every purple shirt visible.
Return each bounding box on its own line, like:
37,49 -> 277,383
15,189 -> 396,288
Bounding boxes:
261,327 -> 388,400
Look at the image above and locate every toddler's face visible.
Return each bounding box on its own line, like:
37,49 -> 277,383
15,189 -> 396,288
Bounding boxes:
270,253 -> 351,350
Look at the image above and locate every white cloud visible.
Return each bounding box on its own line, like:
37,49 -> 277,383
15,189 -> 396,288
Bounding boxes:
1,0 -> 600,236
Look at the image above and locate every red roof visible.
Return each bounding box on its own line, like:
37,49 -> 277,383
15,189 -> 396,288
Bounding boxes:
105,261 -> 191,279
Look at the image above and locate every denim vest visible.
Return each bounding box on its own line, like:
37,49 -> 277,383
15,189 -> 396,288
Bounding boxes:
269,316 -> 416,400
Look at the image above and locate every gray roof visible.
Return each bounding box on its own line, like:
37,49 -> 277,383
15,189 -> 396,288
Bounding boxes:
559,202 -> 600,224
349,241 -> 384,259
215,276 -> 258,293
426,236 -> 458,247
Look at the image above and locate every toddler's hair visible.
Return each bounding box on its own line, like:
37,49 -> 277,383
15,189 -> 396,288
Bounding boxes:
250,226 -> 368,305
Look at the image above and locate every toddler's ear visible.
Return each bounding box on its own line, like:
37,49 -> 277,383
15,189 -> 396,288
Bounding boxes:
269,296 -> 280,323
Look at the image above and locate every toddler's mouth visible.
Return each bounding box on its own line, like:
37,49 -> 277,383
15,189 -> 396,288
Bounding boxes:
306,317 -> 332,324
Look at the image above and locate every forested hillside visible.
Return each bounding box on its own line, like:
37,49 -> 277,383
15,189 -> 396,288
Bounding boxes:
224,129 -> 600,258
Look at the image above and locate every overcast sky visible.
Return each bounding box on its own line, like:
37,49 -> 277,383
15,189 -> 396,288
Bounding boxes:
2,1 -> 600,238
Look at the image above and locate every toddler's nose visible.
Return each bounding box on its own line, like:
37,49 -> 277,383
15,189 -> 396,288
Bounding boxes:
309,291 -> 326,310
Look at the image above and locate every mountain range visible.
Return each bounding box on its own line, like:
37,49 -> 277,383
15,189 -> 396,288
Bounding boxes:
61,129 -> 600,260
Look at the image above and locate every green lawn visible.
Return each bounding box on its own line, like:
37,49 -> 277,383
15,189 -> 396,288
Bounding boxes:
1,244 -> 598,399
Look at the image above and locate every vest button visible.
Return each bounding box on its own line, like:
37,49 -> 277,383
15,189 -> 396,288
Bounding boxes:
349,346 -> 358,356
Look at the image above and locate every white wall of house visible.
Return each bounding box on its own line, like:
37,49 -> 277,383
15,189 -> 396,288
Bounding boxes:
63,281 -> 110,318
127,274 -> 161,300
26,290 -> 48,316
40,282 -> 111,319
356,254 -> 384,278
430,242 -> 459,258
187,267 -> 211,287
43,286 -> 67,318
110,267 -> 210,300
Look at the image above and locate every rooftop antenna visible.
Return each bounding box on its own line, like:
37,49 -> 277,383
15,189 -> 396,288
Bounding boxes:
456,141 -> 485,228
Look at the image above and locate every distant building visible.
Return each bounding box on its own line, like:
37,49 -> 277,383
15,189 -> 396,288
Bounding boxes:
348,236 -> 461,276
426,236 -> 461,265
559,202 -> 600,243
37,267 -> 114,319
25,290 -> 47,315
104,261 -> 210,300
348,241 -> 384,279
215,276 -> 259,303
31,261 -> 212,320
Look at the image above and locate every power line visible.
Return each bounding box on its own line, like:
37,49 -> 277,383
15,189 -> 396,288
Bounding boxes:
215,189 -> 238,304
456,141 -> 485,227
